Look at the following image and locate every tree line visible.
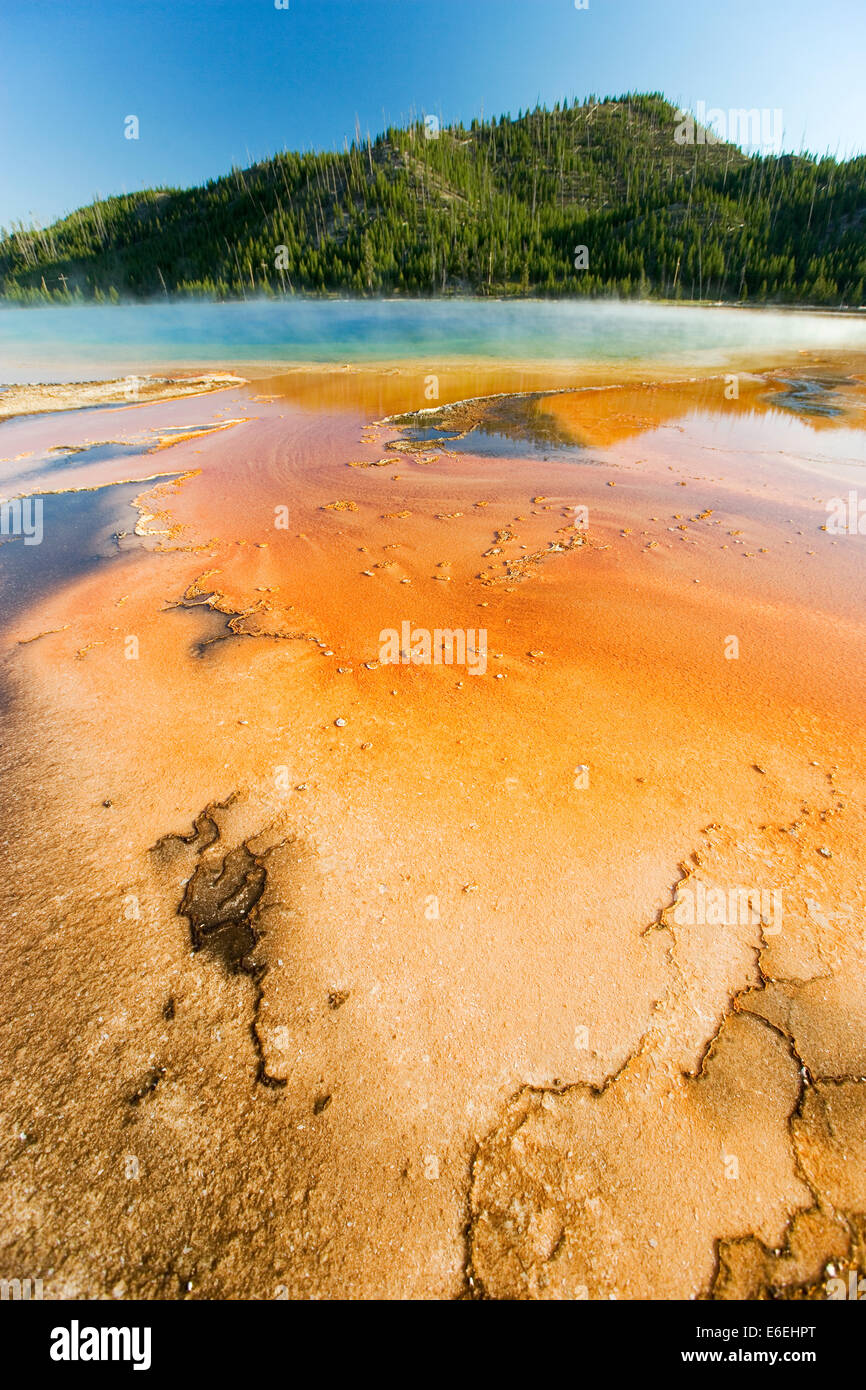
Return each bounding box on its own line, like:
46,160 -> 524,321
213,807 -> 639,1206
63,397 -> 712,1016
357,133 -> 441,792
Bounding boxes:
2,94 -> 864,306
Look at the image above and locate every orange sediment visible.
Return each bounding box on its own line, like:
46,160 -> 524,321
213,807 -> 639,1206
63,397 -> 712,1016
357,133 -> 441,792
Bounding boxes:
0,355 -> 865,1298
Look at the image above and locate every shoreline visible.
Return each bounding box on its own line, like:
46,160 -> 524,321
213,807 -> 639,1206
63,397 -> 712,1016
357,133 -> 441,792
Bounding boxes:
2,344 -> 864,423
0,372 -> 247,422
1,294 -> 864,316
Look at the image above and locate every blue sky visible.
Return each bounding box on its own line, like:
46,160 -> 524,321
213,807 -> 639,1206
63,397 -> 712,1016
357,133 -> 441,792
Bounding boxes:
1,0 -> 864,229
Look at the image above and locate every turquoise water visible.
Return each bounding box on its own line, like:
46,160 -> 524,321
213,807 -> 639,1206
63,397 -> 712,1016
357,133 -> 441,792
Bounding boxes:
0,299 -> 864,382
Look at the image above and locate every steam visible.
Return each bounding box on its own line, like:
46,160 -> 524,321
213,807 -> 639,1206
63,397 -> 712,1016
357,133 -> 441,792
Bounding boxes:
0,298 -> 863,386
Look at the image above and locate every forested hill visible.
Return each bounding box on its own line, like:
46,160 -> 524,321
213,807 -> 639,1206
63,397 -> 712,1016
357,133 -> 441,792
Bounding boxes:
2,94 -> 865,306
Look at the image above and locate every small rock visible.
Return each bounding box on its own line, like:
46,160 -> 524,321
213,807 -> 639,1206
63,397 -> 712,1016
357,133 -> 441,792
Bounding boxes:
818,847 -> 832,858
335,718 -> 347,728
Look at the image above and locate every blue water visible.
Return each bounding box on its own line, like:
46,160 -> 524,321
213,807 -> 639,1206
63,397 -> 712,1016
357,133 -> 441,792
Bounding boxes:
0,299 -> 864,383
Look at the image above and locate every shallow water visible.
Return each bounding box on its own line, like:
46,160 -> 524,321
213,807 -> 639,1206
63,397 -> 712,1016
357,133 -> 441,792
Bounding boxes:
1,299 -> 865,381
0,480 -> 145,625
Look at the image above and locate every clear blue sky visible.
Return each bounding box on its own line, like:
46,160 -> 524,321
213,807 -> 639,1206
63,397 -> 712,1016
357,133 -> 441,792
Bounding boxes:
1,0 -> 864,230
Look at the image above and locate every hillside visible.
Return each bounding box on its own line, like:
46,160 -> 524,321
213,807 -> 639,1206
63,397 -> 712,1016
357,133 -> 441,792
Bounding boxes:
2,94 -> 865,305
